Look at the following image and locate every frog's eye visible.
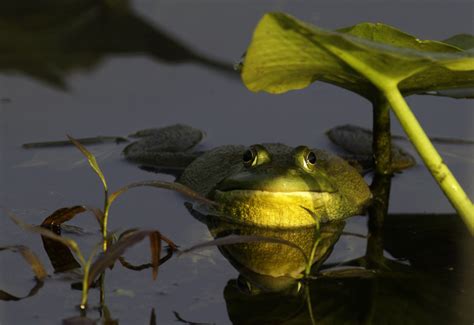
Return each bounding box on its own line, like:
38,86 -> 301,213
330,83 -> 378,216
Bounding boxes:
243,147 -> 257,166
243,145 -> 271,167
306,151 -> 317,166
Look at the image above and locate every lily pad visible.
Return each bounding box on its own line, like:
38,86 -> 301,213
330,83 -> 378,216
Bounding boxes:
241,13 -> 474,99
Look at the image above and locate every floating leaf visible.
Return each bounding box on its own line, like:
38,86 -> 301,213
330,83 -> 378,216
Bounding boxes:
22,136 -> 128,149
0,245 -> 48,281
241,13 -> 474,98
67,135 -> 108,193
326,124 -> 416,171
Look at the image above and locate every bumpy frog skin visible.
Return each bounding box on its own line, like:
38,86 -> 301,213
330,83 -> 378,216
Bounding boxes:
124,124 -> 372,228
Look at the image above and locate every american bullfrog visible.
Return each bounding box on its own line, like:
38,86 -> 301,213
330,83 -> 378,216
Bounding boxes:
123,124 -> 373,228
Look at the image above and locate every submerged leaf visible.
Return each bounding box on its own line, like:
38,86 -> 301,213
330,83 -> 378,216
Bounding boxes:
0,245 -> 48,281
242,13 -> 474,98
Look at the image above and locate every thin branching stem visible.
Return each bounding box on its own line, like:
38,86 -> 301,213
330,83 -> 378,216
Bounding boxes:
305,285 -> 317,325
304,221 -> 321,277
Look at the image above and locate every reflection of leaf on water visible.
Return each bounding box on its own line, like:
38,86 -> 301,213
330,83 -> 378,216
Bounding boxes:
0,0 -> 235,89
118,244 -> 174,273
384,213 -> 473,272
62,315 -> 96,325
173,311 -> 215,325
0,281 -> 44,302
0,245 -> 46,301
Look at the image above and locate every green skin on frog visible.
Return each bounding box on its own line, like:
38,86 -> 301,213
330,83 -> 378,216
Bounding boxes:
178,144 -> 371,228
124,125 -> 372,228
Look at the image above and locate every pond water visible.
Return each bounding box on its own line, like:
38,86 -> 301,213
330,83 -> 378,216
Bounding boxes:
0,1 -> 473,324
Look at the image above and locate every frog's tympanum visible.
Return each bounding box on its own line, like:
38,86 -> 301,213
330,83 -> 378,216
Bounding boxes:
124,124 -> 372,228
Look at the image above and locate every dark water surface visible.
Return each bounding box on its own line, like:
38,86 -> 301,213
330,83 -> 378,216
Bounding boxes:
1,1 -> 473,324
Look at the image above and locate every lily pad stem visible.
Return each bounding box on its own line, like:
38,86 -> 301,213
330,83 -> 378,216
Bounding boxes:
383,86 -> 474,235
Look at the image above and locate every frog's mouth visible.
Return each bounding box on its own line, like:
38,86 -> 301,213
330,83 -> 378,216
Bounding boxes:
215,169 -> 337,194
208,169 -> 345,227
211,189 -> 339,228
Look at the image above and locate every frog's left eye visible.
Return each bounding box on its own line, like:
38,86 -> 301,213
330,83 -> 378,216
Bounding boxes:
306,151 -> 317,166
243,145 -> 271,167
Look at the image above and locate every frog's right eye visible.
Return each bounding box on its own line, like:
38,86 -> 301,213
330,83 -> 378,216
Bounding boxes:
243,147 -> 257,167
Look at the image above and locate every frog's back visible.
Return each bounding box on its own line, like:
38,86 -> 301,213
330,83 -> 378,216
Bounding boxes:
178,145 -> 246,196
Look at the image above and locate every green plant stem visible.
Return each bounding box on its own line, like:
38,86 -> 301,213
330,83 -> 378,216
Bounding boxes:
305,285 -> 317,325
102,191 -> 109,252
365,95 -> 392,269
80,273 -> 89,310
366,174 -> 391,269
99,272 -> 106,313
372,95 -> 392,175
304,222 -> 321,277
384,86 -> 474,235
80,244 -> 100,310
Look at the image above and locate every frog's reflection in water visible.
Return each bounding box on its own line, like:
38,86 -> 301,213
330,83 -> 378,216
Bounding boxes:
189,206 -> 345,320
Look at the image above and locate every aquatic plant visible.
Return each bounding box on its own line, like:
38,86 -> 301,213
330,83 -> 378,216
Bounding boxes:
240,13 -> 474,234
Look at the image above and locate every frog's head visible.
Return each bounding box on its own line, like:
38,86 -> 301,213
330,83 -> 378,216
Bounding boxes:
212,143 -> 370,228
